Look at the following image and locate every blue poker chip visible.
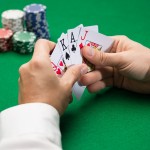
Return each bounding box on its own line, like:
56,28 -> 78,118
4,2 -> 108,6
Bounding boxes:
31,27 -> 49,34
27,27 -> 50,39
24,4 -> 46,13
26,20 -> 48,27
25,16 -> 46,22
26,25 -> 49,32
25,12 -> 46,20
31,26 -> 49,31
24,3 -> 50,39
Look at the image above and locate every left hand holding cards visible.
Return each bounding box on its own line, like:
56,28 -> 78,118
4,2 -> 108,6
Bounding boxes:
18,39 -> 88,115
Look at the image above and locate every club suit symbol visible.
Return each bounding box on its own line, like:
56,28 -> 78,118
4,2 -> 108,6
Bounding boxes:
71,44 -> 76,52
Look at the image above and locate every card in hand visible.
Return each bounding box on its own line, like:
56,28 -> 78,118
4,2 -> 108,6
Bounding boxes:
84,25 -> 99,33
50,24 -> 114,100
78,28 -> 114,72
67,25 -> 99,99
78,28 -> 114,52
67,26 -> 82,65
73,82 -> 85,100
67,24 -> 99,65
50,43 -> 65,76
58,33 -> 72,67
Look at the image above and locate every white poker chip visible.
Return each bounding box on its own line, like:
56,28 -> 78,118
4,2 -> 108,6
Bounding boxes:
1,10 -> 25,32
2,10 -> 24,20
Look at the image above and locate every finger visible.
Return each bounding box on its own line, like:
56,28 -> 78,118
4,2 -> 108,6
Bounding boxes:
109,35 -> 137,53
80,67 -> 113,86
31,39 -> 56,73
32,39 -> 55,60
19,62 -> 30,77
81,46 -> 125,68
61,64 -> 88,88
87,78 -> 113,93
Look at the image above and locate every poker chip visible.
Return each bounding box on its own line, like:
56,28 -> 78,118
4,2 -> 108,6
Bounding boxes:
0,4 -> 50,53
12,31 -> 36,54
24,3 -> 50,39
0,28 -> 13,52
1,10 -> 25,33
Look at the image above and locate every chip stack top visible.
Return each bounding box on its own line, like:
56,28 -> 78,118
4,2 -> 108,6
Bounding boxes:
1,10 -> 25,33
24,4 -> 50,39
24,3 -> 46,13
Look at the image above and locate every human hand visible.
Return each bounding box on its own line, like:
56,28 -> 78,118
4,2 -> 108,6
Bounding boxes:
80,36 -> 150,94
18,39 -> 88,115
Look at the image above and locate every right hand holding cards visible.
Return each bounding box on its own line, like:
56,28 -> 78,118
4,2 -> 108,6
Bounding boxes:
50,24 -> 114,99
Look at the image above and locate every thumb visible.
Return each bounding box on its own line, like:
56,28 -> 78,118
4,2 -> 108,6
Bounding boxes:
82,46 -> 123,67
61,64 -> 88,87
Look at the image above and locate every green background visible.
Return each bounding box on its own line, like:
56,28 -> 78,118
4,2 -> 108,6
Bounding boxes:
0,0 -> 150,149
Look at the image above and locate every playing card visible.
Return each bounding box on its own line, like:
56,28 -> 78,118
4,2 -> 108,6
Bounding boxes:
50,24 -> 113,100
78,28 -> 114,72
73,82 -> 85,100
50,43 -> 65,76
84,25 -> 99,33
67,26 -> 82,65
58,33 -> 72,67
78,28 -> 114,52
67,24 -> 99,99
67,24 -> 99,65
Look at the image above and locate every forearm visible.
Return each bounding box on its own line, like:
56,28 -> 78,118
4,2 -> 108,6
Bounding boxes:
0,103 -> 62,150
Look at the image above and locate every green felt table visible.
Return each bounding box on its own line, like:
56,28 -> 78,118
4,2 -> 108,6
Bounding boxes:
0,0 -> 150,149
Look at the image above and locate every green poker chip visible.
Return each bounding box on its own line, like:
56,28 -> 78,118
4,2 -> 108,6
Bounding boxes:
13,31 -> 36,43
12,31 -> 36,54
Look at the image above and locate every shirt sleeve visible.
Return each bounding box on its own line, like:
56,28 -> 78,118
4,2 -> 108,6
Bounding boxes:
0,103 -> 62,150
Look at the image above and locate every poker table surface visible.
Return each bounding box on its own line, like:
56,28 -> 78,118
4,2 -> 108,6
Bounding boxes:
0,0 -> 150,149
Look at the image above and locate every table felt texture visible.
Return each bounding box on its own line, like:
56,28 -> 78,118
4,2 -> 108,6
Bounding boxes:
0,0 -> 150,149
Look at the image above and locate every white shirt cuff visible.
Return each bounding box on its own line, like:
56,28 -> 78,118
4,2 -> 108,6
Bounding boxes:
0,103 -> 61,147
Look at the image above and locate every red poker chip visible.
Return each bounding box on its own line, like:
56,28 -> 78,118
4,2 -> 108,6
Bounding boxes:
0,28 -> 13,52
0,28 -> 13,39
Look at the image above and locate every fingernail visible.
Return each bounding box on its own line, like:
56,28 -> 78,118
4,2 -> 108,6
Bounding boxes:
87,47 -> 94,56
81,66 -> 88,75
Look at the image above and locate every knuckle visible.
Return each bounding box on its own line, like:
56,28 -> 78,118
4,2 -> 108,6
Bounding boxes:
65,68 -> 79,82
87,86 -> 95,93
19,63 -> 28,75
35,39 -> 49,46
69,68 -> 78,77
120,35 -> 128,41
30,58 -> 44,69
80,76 -> 89,86
98,51 -> 106,66
61,79 -> 73,92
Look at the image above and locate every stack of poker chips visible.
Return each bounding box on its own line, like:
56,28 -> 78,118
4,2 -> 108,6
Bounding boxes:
12,31 -> 36,54
0,28 -> 13,52
1,10 -> 25,33
0,3 -> 51,53
24,4 -> 50,39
